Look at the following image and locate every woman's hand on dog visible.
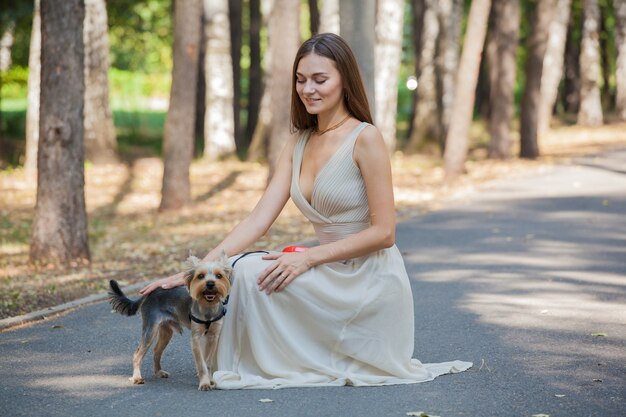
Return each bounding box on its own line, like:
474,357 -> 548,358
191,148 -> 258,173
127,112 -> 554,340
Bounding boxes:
139,272 -> 185,295
258,252 -> 312,295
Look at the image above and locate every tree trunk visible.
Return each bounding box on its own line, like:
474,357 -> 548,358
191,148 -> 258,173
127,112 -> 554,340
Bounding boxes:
577,0 -> 603,126
486,0 -> 520,159
203,0 -> 236,160
160,0 -> 202,211
244,0 -> 263,151
195,9 -> 207,152
229,0 -> 243,153
247,0 -> 272,163
538,0 -> 571,135
375,0 -> 404,151
405,0 -> 424,147
443,0 -> 491,179
520,0 -> 555,159
407,0 -> 440,152
24,0 -> 41,174
266,0 -> 299,179
562,5 -> 581,113
320,0 -> 340,34
31,0 -> 90,266
435,0 -> 463,152
615,0 -> 626,120
0,21 -> 14,71
83,0 -> 117,164
340,0 -> 376,118
309,0 -> 320,35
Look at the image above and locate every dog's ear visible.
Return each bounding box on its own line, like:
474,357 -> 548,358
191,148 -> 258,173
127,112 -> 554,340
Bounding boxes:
184,269 -> 195,288
187,254 -> 202,268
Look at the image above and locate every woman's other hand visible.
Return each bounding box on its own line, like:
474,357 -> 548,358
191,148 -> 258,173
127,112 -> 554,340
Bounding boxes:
257,251 -> 313,295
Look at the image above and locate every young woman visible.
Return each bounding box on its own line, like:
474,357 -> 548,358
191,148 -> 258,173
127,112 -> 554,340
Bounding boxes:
141,33 -> 472,388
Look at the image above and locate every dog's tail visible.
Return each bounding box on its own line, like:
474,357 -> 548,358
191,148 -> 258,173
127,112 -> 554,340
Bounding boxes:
108,280 -> 143,316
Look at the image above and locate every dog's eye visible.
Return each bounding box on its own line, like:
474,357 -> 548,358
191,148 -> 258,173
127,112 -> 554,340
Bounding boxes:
216,273 -> 222,279
197,273 -> 205,280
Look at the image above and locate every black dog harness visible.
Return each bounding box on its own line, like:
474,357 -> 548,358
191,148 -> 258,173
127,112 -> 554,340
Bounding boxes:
190,303 -> 227,333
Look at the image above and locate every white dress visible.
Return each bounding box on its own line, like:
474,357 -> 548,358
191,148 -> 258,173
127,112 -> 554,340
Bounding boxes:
213,122 -> 472,389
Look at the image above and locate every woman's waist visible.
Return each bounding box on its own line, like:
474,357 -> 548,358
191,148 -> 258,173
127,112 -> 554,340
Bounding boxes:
312,221 -> 370,244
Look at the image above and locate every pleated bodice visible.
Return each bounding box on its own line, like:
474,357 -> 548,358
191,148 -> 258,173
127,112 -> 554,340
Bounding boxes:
290,122 -> 371,244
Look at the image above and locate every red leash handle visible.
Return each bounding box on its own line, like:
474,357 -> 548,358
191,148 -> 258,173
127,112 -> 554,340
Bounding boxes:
282,245 -> 308,253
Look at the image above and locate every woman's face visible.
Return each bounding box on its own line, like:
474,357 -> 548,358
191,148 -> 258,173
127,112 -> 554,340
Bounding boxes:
295,53 -> 344,116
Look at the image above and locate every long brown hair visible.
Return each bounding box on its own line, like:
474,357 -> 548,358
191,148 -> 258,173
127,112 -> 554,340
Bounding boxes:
290,33 -> 373,132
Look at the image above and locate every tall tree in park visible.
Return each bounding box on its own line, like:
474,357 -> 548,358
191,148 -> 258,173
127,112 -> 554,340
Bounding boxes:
486,0 -> 520,159
520,0 -> 556,159
407,0 -> 439,152
615,0 -> 626,120
562,4 -> 581,113
229,0 -> 243,153
244,0 -> 263,149
308,0 -> 320,35
538,0 -> 572,135
247,0 -> 272,163
24,0 -> 41,174
83,0 -> 117,164
160,0 -> 202,211
577,0 -> 603,126
31,0 -> 90,265
203,0 -> 236,160
340,0 -> 376,118
319,0 -> 340,34
267,0 -> 299,178
435,0 -> 463,150
375,0 -> 404,151
443,0 -> 491,179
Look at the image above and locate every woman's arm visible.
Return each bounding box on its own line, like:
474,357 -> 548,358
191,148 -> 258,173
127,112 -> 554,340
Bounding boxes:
139,135 -> 297,294
259,125 -> 397,293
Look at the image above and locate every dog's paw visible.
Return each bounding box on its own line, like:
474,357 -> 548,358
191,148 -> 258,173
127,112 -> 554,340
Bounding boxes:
156,370 -> 169,379
129,376 -> 145,385
198,379 -> 216,391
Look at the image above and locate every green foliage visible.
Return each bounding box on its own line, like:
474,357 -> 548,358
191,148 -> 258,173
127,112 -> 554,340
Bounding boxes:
107,0 -> 173,73
0,66 -> 28,99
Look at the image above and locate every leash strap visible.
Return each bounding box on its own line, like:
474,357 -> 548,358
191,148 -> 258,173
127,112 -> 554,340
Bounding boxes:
231,250 -> 269,268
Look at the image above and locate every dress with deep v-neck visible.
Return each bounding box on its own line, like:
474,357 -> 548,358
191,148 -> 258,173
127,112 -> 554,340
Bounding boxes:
213,122 -> 472,389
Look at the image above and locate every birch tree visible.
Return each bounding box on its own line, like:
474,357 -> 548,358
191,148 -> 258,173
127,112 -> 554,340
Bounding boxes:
538,0 -> 572,135
613,0 -> 626,120
577,0 -> 603,126
320,0 -> 340,34
443,0 -> 491,179
486,0 -> 520,159
203,0 -> 236,160
375,0 -> 404,150
24,0 -> 41,174
340,0 -> 376,118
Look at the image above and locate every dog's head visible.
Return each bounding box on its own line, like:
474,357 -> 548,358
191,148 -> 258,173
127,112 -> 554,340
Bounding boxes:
184,251 -> 232,307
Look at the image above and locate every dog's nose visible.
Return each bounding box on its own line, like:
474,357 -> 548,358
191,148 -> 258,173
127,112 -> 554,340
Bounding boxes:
206,281 -> 216,289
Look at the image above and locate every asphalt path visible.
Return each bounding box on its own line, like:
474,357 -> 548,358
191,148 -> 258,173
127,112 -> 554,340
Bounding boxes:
1,149 -> 625,417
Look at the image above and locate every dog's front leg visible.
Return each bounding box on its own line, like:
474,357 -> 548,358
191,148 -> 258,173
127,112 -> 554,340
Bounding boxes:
204,321 -> 222,379
191,328 -> 214,391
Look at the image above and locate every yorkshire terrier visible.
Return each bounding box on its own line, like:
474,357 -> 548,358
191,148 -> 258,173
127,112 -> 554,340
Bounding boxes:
108,252 -> 233,391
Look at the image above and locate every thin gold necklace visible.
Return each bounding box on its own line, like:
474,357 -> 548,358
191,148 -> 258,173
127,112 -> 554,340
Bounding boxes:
315,114 -> 350,135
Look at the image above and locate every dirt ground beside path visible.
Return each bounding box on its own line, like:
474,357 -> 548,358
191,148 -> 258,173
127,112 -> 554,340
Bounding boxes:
1,122 -> 625,319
